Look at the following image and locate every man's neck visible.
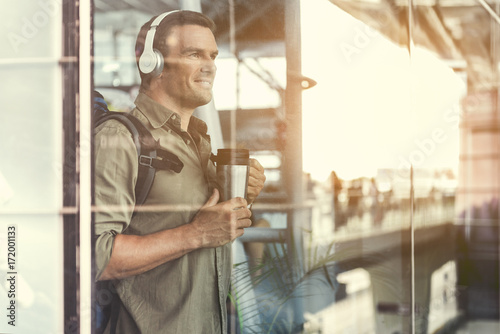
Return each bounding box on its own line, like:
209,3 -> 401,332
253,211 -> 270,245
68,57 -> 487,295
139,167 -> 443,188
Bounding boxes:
143,89 -> 194,131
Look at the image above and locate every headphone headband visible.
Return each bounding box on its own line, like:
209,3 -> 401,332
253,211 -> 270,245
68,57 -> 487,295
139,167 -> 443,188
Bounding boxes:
139,10 -> 180,76
150,10 -> 179,29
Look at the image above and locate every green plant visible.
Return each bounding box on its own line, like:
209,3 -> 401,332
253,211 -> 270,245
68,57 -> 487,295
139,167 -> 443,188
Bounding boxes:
230,230 -> 351,334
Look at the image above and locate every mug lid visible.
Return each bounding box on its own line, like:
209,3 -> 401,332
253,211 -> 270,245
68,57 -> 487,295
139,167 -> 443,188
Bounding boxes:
216,149 -> 249,165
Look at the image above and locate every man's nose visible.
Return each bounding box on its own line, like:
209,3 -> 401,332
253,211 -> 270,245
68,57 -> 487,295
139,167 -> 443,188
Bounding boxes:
201,58 -> 216,73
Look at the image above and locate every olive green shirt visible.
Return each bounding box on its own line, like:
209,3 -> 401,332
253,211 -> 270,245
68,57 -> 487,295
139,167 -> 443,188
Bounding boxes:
94,92 -> 231,334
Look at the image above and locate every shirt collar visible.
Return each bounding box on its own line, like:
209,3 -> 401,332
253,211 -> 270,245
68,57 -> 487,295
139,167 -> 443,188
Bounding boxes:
134,92 -> 209,136
134,92 -> 175,129
188,115 -> 208,136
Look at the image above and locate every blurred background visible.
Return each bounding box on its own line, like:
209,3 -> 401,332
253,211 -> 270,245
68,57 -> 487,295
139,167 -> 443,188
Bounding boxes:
0,0 -> 499,333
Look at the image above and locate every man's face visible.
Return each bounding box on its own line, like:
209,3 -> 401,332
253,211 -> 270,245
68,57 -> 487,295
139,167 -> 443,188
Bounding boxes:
159,24 -> 218,110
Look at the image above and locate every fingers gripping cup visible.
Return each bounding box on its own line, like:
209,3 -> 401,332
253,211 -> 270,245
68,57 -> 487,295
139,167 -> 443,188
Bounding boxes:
214,149 -> 250,202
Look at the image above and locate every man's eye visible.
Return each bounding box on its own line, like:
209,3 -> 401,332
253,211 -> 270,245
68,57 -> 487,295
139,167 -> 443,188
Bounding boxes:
189,53 -> 200,58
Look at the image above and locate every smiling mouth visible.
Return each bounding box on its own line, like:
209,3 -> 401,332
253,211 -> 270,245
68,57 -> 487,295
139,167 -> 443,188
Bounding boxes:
195,80 -> 212,84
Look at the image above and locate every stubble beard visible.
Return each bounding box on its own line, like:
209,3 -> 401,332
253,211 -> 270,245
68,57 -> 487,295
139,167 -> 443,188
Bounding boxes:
179,90 -> 212,111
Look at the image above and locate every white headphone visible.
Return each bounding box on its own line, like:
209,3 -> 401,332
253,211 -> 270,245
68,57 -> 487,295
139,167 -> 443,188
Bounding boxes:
138,10 -> 180,77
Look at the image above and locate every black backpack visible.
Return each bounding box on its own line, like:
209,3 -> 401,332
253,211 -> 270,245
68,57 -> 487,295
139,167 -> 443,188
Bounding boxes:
93,90 -> 183,334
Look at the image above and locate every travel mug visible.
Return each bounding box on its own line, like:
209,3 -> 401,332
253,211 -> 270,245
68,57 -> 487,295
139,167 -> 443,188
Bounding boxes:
214,149 -> 250,202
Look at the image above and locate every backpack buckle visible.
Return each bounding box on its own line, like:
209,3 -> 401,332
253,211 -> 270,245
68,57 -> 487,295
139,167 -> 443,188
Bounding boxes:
139,155 -> 153,167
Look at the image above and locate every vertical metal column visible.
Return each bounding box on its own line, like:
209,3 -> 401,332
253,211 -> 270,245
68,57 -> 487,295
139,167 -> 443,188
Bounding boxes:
284,0 -> 305,329
63,0 -> 80,331
80,0 -> 93,332
408,2 -> 416,333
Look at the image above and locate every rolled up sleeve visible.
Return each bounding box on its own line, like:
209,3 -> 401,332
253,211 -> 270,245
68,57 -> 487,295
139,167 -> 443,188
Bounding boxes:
94,120 -> 138,279
95,230 -> 117,280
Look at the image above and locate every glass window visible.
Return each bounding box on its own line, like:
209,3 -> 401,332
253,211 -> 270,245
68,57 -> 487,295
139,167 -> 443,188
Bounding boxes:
2,0 -> 500,332
0,1 -> 65,333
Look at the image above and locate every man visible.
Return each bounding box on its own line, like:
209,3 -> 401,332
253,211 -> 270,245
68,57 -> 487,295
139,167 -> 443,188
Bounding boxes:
94,10 -> 266,333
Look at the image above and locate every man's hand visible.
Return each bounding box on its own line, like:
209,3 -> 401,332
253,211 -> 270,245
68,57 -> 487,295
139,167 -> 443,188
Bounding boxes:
190,189 -> 252,248
247,158 -> 266,204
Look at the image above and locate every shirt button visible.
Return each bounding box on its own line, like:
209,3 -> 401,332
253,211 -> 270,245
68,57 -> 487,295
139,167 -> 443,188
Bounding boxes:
171,115 -> 176,120
186,139 -> 191,145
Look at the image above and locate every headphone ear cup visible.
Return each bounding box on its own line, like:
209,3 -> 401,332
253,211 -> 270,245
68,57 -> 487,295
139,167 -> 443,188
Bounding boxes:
139,48 -> 164,77
139,49 -> 156,75
139,49 -> 164,77
150,49 -> 164,77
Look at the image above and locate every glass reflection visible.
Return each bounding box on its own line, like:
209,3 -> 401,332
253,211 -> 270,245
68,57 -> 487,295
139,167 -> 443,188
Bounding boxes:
92,0 -> 499,333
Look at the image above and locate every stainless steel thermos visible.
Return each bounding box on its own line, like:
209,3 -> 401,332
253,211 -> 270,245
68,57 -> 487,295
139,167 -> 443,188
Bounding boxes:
214,149 -> 250,201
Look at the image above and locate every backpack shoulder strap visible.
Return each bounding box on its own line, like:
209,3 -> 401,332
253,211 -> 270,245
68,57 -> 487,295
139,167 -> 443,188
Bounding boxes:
95,112 -> 184,205
95,112 -> 156,206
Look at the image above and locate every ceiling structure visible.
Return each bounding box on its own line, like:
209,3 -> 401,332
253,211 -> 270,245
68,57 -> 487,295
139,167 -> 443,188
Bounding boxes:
330,0 -> 500,94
